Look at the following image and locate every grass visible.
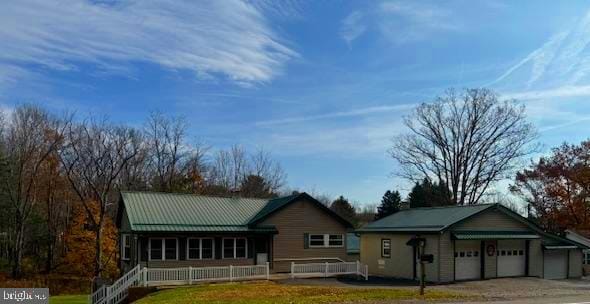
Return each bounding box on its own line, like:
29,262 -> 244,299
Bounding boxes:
135,281 -> 470,304
49,294 -> 87,304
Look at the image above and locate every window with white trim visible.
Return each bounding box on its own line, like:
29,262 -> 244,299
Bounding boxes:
308,234 -> 344,248
149,238 -> 178,261
584,250 -> 590,265
122,234 -> 131,260
381,239 -> 391,258
187,238 -> 214,260
222,237 -> 247,259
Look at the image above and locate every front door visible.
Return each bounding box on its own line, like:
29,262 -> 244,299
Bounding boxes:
254,237 -> 269,265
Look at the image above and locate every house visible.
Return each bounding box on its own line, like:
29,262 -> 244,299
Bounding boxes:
356,203 -> 588,282
565,229 -> 590,275
116,191 -> 354,273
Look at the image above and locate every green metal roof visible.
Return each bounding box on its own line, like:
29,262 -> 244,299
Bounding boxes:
247,193 -> 299,224
121,192 -> 273,233
357,204 -> 495,233
452,231 -> 540,240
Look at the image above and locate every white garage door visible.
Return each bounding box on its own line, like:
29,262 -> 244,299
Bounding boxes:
497,240 -> 526,277
455,241 -> 481,280
544,250 -> 568,279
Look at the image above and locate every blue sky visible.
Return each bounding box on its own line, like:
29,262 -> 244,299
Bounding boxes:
1,0 -> 590,205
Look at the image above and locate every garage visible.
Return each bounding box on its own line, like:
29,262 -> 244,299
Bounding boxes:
497,240 -> 526,277
455,240 -> 481,280
544,250 -> 568,279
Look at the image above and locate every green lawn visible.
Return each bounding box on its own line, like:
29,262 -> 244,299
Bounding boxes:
135,281 -> 470,304
49,294 -> 87,304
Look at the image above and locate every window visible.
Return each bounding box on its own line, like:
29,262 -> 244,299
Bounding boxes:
150,238 -> 162,260
165,239 -> 177,260
223,238 -> 247,259
122,235 -> 131,260
329,235 -> 344,247
308,234 -> 344,248
583,250 -> 590,265
149,238 -> 178,261
309,235 -> 325,247
474,251 -> 479,257
188,238 -> 200,260
202,238 -> 214,259
187,238 -> 214,260
381,239 -> 391,258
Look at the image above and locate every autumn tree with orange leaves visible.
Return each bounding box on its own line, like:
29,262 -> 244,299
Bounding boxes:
511,140 -> 590,233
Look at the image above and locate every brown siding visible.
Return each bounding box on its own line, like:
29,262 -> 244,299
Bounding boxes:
569,249 -> 583,278
453,209 -> 530,230
260,199 -> 349,272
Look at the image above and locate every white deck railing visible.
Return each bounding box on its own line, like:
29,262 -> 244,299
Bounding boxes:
290,261 -> 368,280
142,263 -> 269,286
89,264 -> 142,304
89,263 -> 270,304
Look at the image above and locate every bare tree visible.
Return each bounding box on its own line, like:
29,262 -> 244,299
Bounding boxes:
59,118 -> 139,278
1,105 -> 67,277
390,88 -> 537,205
250,148 -> 286,193
144,112 -> 188,192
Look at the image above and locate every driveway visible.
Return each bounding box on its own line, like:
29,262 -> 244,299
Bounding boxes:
278,276 -> 590,303
442,277 -> 590,300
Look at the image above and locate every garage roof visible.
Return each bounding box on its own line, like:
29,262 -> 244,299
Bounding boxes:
357,204 -> 495,233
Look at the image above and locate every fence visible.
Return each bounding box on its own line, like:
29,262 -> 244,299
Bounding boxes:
89,263 -> 270,304
290,261 -> 368,280
142,263 -> 269,286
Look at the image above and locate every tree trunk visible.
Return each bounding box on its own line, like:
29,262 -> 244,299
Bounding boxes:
11,217 -> 24,278
94,225 -> 102,278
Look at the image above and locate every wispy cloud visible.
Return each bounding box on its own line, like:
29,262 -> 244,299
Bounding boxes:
339,1 -> 461,46
494,9 -> 590,89
256,103 -> 415,126
0,0 -> 297,87
340,11 -> 367,46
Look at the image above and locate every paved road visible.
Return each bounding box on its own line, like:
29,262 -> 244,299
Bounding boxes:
450,295 -> 590,304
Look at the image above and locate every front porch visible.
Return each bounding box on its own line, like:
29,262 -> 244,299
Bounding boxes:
120,232 -> 275,274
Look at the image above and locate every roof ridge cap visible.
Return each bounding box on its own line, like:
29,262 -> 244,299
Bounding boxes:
122,190 -> 268,202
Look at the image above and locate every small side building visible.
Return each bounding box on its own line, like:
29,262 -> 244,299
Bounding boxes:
356,204 -> 587,282
565,229 -> 590,275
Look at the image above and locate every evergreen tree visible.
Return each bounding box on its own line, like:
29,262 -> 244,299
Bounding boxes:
407,178 -> 453,208
375,190 -> 402,220
330,196 -> 357,226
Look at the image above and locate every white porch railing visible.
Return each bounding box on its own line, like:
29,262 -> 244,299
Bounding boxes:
142,263 -> 269,286
89,263 -> 270,304
290,261 -> 368,280
89,264 -> 142,304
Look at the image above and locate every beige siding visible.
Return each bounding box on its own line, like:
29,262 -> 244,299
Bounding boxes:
569,249 -> 583,278
528,239 -> 543,277
438,232 -> 454,282
453,209 -> 530,230
484,240 -> 497,278
260,199 -> 349,272
360,233 -> 439,282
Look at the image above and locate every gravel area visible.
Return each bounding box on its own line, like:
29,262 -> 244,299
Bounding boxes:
437,277 -> 590,300
278,276 -> 590,301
